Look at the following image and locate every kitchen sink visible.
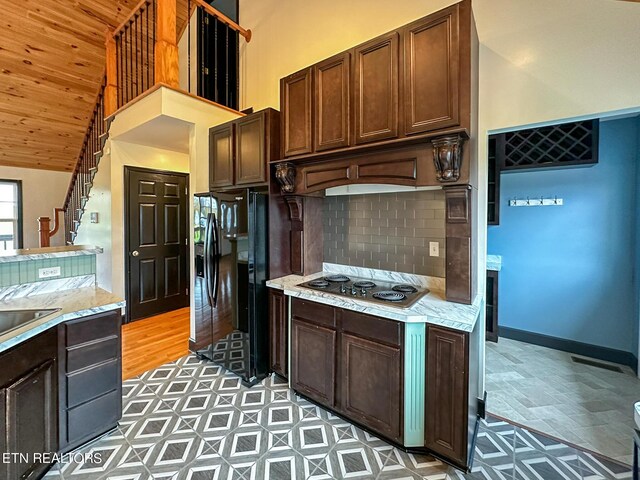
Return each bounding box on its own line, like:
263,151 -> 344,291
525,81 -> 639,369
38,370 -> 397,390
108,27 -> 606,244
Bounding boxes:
0,308 -> 61,337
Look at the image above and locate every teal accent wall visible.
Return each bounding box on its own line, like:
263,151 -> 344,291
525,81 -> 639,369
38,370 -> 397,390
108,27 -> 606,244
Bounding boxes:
0,255 -> 96,287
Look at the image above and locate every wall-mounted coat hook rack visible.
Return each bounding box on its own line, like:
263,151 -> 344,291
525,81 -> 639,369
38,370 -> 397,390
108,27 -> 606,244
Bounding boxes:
509,196 -> 563,207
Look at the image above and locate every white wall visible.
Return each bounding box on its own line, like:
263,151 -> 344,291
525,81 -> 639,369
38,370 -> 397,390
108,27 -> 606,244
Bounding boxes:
75,141 -> 190,297
238,0 -> 458,111
76,87 -> 241,341
74,153 -> 114,291
0,166 -> 71,248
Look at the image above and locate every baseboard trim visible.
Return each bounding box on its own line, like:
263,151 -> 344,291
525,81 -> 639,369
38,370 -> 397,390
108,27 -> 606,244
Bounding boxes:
499,326 -> 638,373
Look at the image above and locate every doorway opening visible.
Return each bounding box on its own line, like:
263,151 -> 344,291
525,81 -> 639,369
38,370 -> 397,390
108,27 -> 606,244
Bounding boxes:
485,114 -> 640,466
124,166 -> 190,323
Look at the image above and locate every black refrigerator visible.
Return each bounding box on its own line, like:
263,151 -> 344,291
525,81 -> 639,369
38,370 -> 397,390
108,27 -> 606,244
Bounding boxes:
193,187 -> 269,386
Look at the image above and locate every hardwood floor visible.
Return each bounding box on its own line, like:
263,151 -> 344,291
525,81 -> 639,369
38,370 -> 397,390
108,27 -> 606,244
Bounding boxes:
122,307 -> 190,380
121,254 -> 236,380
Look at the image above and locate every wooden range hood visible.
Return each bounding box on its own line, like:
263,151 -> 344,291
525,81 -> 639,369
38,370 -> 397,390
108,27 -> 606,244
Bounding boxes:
273,130 -> 469,195
270,0 -> 478,305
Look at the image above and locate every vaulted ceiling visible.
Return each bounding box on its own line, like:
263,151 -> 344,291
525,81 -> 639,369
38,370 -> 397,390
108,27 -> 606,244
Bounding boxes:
0,0 -> 188,172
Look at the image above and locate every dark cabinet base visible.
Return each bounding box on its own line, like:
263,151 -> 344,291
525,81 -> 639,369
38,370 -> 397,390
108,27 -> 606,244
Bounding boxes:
0,329 -> 58,480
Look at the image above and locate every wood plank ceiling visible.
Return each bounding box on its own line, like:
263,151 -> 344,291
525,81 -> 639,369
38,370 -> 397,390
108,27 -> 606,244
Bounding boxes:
0,0 -> 188,172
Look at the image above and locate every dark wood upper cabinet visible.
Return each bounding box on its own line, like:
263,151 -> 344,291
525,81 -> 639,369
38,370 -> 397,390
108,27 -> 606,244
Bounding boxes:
210,123 -> 234,188
235,112 -> 266,185
281,68 -> 313,157
314,52 -> 350,151
277,0 -> 476,167
269,288 -> 288,378
353,32 -> 400,145
425,325 -> 469,467
403,4 -> 460,134
210,109 -> 279,190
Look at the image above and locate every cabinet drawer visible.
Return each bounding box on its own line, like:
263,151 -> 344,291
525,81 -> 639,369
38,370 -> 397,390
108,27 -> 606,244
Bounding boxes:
66,337 -> 119,373
65,310 -> 120,347
67,389 -> 121,444
340,310 -> 402,347
67,359 -> 119,408
292,298 -> 335,328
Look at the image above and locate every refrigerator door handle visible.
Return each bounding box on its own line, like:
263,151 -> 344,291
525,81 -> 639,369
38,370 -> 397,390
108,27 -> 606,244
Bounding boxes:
204,213 -> 214,306
212,213 -> 220,307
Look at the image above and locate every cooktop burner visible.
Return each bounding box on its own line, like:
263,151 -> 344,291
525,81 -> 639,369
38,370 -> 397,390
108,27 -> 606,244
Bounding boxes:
298,274 -> 429,309
393,284 -> 418,293
373,291 -> 406,302
325,274 -> 351,283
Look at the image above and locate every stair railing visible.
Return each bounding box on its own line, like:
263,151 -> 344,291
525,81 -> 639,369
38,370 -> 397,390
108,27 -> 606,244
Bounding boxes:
62,78 -> 107,245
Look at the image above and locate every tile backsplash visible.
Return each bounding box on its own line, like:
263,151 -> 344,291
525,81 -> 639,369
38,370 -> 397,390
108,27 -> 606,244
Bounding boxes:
323,190 -> 446,277
0,255 -> 96,287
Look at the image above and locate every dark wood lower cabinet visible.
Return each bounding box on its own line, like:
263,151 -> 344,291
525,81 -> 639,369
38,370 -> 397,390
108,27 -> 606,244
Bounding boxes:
58,309 -> 122,452
268,288 -> 288,378
290,298 -> 404,442
290,297 -> 478,470
0,328 -> 58,480
291,318 -> 336,407
341,333 -> 402,442
425,325 -> 469,467
0,309 -> 122,480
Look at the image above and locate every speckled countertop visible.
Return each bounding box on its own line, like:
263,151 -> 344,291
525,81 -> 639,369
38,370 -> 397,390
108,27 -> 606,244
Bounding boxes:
0,245 -> 103,263
0,287 -> 125,353
267,263 -> 481,332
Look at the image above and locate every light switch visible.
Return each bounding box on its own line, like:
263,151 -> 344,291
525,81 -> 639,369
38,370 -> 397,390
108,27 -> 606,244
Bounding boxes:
429,241 -> 440,257
90,212 -> 99,223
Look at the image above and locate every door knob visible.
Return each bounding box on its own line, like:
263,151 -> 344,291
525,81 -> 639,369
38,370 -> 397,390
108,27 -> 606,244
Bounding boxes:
131,250 -> 139,257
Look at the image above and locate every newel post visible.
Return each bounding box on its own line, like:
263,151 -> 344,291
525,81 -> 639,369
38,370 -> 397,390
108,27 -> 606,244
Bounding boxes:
38,217 -> 51,248
155,0 -> 179,88
105,29 -> 118,116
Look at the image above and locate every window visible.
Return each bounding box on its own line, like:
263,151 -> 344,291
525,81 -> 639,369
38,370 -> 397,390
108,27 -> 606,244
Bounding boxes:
0,180 -> 23,251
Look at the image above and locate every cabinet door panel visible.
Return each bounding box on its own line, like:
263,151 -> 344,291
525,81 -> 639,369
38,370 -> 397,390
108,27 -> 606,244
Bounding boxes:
404,4 -> 460,134
210,124 -> 234,188
236,113 -> 267,185
425,326 -> 468,465
354,32 -> 399,144
282,68 -> 313,157
269,289 -> 288,378
314,53 -> 350,151
291,319 -> 336,407
341,334 -> 402,441
3,360 -> 57,480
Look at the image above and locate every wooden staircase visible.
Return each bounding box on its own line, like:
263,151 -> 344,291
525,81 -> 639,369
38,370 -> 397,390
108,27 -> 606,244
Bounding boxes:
63,79 -> 112,245
61,0 -> 251,245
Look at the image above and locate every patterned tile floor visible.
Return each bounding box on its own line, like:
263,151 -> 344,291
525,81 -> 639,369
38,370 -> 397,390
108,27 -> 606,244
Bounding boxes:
43,354 -> 633,479
487,338 -> 640,464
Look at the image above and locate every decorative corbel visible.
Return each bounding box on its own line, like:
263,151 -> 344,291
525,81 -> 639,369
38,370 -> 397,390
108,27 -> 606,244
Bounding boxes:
274,162 -> 296,194
432,134 -> 465,183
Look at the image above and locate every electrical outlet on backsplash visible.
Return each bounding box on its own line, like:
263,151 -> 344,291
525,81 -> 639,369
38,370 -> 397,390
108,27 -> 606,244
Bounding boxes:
0,255 -> 97,288
322,190 -> 446,278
